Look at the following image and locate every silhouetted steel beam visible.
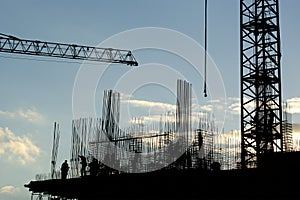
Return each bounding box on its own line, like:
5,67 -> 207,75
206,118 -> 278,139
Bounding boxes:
0,33 -> 138,66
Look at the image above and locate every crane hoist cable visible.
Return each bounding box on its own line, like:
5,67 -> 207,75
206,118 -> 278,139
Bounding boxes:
203,0 -> 208,97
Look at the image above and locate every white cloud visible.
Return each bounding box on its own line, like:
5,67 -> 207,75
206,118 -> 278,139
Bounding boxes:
226,97 -> 241,115
0,127 -> 40,165
287,97 -> 300,114
0,108 -> 43,124
208,99 -> 222,104
293,123 -> 300,133
0,185 -> 29,200
198,98 -> 226,111
200,104 -> 213,111
18,109 -> 43,123
0,111 -> 16,118
227,97 -> 255,115
228,97 -> 240,101
123,98 -> 228,117
122,99 -> 176,111
228,102 -> 240,115
0,185 -> 20,194
119,92 -> 133,100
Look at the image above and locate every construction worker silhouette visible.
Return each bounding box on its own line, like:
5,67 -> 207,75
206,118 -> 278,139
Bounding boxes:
88,158 -> 99,176
61,160 -> 69,179
79,155 -> 87,177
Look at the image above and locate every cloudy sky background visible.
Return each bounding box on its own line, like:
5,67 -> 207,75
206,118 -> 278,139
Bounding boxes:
0,1 -> 300,199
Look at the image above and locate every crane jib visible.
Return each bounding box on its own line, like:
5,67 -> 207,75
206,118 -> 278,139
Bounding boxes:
0,34 -> 138,66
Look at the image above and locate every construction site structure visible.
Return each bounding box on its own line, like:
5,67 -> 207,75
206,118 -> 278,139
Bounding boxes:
240,0 -> 283,168
67,80 -> 220,176
0,0 -> 298,199
282,101 -> 293,152
27,79 -> 247,200
0,33 -> 138,66
50,122 -> 60,180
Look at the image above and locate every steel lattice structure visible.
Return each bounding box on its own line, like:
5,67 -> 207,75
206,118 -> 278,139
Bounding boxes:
240,0 -> 283,169
0,33 -> 138,66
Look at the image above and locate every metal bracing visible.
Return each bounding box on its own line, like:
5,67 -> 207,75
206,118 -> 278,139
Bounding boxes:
51,122 -> 60,179
0,33 -> 138,66
240,0 -> 283,169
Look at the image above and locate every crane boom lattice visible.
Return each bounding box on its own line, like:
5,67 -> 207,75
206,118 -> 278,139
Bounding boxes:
0,33 -> 138,66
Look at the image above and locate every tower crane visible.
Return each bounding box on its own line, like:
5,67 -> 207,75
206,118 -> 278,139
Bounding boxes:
0,33 -> 138,66
240,0 -> 283,169
204,0 -> 283,169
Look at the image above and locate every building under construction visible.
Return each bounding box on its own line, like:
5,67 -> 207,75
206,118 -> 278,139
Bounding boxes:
25,78 -> 298,200
36,79 -> 232,178
0,0 -> 296,199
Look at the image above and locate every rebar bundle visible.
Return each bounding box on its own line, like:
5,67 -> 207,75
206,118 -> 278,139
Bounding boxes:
50,122 -> 60,179
68,81 -> 240,176
282,102 -> 293,152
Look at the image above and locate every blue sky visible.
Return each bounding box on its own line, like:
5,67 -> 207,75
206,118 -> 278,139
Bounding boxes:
0,1 -> 300,199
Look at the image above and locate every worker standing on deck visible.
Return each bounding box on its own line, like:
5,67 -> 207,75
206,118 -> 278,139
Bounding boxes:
79,155 -> 87,177
89,158 -> 99,176
61,160 -> 69,179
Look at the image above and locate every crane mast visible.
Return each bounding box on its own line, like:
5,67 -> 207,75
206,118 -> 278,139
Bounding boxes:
240,0 -> 283,169
0,33 -> 138,66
